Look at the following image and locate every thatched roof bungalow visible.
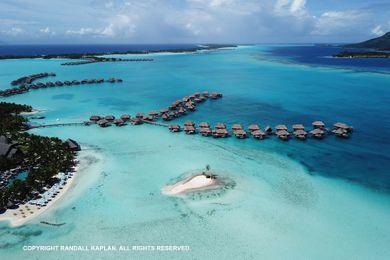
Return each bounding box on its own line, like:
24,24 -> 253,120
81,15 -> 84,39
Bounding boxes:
252,130 -> 266,139
215,123 -> 226,129
184,125 -> 196,134
275,125 -> 288,131
232,124 -> 243,131
333,122 -> 353,133
292,124 -> 305,131
293,129 -> 307,140
199,122 -> 210,128
276,130 -> 290,140
169,125 -> 181,132
90,115 -> 101,122
105,115 -> 115,121
199,128 -> 212,136
114,119 -> 125,126
234,129 -> 247,139
312,121 -> 325,129
184,121 -> 195,127
213,128 -> 228,138
120,114 -> 131,121
97,119 -> 109,127
248,124 -> 260,132
310,128 -> 325,139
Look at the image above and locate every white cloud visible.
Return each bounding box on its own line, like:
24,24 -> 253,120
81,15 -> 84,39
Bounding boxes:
312,10 -> 366,36
371,25 -> 384,36
274,0 -> 308,17
39,27 -> 55,35
66,27 -> 102,36
1,27 -> 24,36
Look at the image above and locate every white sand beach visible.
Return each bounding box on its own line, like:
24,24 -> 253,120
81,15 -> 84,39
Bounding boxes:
20,108 -> 47,115
0,150 -> 99,227
162,173 -> 220,196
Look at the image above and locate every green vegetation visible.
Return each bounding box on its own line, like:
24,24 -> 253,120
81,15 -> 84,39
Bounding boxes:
344,32 -> 390,51
333,51 -> 390,58
0,102 -> 76,211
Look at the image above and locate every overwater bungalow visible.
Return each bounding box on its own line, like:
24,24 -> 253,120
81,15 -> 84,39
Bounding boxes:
310,128 -> 325,139
97,119 -> 109,127
332,128 -> 349,138
232,124 -> 243,131
136,113 -> 144,119
149,110 -> 159,117
293,129 -> 308,140
292,124 -> 305,131
210,92 -> 223,99
143,116 -> 154,121
275,125 -> 288,132
202,91 -> 209,97
234,129 -> 247,139
333,122 -> 353,133
120,114 -> 131,121
64,81 -> 71,86
213,128 -> 228,138
178,107 -> 187,114
131,118 -> 143,125
55,81 -> 63,86
107,78 -> 116,83
184,121 -> 195,127
252,130 -> 266,140
312,121 -> 325,129
89,115 -> 101,122
248,124 -> 260,132
105,115 -> 115,121
184,125 -> 196,134
161,113 -> 171,121
215,123 -> 226,129
169,124 -> 181,132
114,119 -> 125,126
199,122 -> 210,128
276,130 -> 290,141
199,127 -> 212,136
160,108 -> 169,114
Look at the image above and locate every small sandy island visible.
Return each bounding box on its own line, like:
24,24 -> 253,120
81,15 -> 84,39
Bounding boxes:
162,173 -> 221,196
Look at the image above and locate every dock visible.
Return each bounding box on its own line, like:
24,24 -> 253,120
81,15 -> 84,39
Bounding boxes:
87,91 -> 354,142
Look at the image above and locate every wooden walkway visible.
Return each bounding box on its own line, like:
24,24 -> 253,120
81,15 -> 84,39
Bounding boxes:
30,122 -> 86,128
141,120 -> 169,127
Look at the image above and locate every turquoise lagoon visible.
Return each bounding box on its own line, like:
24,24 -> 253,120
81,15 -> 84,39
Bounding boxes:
0,45 -> 389,259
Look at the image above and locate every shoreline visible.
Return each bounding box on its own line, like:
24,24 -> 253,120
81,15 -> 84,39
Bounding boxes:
162,173 -> 221,196
0,149 -> 98,227
0,44 -> 238,60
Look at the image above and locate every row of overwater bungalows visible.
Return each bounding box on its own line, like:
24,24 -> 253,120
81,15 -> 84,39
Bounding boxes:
0,77 -> 123,97
168,121 -> 353,140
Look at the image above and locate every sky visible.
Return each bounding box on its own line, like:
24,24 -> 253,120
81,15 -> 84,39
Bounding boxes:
0,0 -> 389,44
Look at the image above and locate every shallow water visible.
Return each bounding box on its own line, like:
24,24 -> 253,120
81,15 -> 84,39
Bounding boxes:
0,45 -> 389,259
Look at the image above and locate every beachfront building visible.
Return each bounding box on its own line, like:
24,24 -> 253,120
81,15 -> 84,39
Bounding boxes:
65,139 -> 81,151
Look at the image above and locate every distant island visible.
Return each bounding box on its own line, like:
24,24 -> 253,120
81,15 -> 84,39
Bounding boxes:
334,32 -> 390,58
0,44 -> 237,60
